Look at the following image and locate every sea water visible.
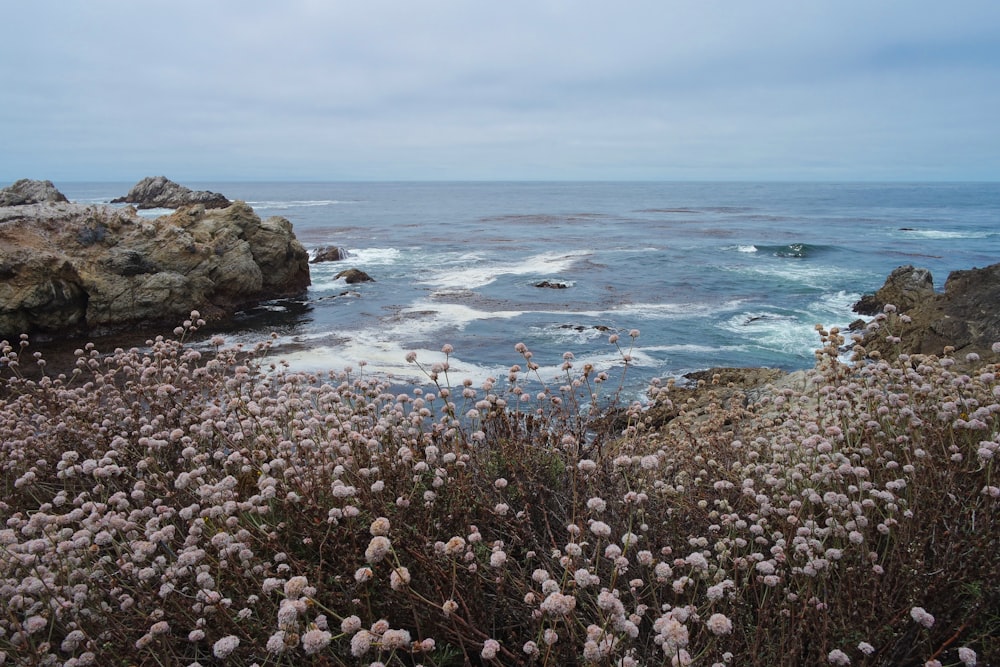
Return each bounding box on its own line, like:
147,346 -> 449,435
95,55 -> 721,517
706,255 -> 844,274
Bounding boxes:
58,181 -> 1000,398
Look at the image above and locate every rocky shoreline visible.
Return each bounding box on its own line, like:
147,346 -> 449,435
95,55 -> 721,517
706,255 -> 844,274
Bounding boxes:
0,178 -> 310,340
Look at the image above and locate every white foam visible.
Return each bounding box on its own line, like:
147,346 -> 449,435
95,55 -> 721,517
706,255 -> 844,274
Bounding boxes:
348,247 -> 403,265
398,301 -> 525,334
247,199 -> 356,209
138,208 -> 175,218
900,229 -> 991,239
737,245 -> 758,253
641,344 -> 748,354
422,249 -> 591,289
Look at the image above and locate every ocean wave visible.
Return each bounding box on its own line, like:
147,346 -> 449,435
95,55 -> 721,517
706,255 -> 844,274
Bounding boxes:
246,199 -> 358,209
421,249 -> 591,289
346,247 -> 404,264
752,243 -> 834,258
899,229 -> 995,239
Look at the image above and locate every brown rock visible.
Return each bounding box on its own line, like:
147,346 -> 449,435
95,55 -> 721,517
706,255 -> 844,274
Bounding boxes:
852,265 -> 934,315
859,263 -> 1000,362
111,176 -> 231,210
311,246 -> 351,263
335,268 -> 374,284
0,200 -> 310,339
0,179 -> 69,207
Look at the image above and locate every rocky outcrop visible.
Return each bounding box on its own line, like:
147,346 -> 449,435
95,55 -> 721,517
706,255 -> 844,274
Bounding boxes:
335,268 -> 374,284
111,176 -> 231,210
852,265 -> 935,315
0,179 -> 69,207
856,263 -> 1000,362
311,245 -> 351,263
535,280 -> 570,289
0,201 -> 310,339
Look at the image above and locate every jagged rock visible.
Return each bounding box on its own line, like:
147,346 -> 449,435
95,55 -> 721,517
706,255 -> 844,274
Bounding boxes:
852,265 -> 934,315
0,201 -> 310,339
535,280 -> 569,289
111,176 -> 231,210
335,268 -> 374,284
0,179 -> 69,207
311,245 -> 351,263
859,263 -> 1000,362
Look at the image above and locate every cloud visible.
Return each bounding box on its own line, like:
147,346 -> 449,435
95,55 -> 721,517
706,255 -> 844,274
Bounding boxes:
2,0 -> 999,180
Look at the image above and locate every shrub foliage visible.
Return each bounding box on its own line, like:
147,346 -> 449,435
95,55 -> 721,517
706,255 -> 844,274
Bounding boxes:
0,311 -> 997,666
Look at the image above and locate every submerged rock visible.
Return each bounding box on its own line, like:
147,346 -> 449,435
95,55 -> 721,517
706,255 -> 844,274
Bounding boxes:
311,245 -> 351,263
0,179 -> 69,207
111,176 -> 231,210
0,200 -> 310,339
335,268 -> 374,284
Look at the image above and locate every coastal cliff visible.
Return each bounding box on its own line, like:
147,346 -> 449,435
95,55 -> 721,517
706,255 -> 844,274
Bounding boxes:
0,181 -> 310,339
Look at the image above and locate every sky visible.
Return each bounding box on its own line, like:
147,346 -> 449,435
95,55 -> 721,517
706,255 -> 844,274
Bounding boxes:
2,1 -> 999,182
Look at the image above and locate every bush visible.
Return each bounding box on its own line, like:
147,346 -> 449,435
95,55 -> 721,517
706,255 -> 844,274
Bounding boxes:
0,312 -> 996,666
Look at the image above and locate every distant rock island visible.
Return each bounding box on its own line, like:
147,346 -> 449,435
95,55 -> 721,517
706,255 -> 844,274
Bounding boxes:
111,175 -> 231,210
0,178 -> 310,339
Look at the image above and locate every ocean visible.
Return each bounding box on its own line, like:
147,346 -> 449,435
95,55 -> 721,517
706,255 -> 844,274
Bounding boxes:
58,181 -> 1000,400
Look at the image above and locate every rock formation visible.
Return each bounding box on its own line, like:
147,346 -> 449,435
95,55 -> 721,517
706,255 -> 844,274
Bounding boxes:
0,200 -> 310,339
0,179 -> 69,207
111,176 -> 231,210
335,268 -> 374,284
855,263 -> 1000,362
852,265 -> 935,315
311,245 -> 351,263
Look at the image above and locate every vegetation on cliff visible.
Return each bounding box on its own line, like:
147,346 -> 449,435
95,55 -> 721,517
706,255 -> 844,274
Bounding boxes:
0,304 -> 997,666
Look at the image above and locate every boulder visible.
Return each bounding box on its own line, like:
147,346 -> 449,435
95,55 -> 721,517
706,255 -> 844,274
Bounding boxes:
0,200 -> 310,339
335,268 -> 374,284
311,245 -> 351,263
111,176 -> 231,210
858,263 -> 1000,362
0,179 -> 69,207
852,265 -> 934,315
535,280 -> 570,289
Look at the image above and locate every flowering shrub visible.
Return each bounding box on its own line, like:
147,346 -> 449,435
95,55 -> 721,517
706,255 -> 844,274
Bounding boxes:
0,311 -> 996,666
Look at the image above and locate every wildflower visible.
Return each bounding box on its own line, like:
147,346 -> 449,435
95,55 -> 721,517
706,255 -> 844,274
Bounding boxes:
283,576 -> 308,598
706,613 -> 733,636
302,629 -> 332,655
266,631 -> 287,654
365,535 -> 392,563
590,521 -> 612,538
587,497 -> 607,513
350,630 -> 373,657
671,649 -> 693,666
540,591 -> 577,616
390,566 -> 411,590
490,550 -> 507,568
910,606 -> 935,628
355,567 -> 374,583
370,517 -> 391,536
523,640 -> 539,656
481,638 -> 501,660
444,536 -> 466,556
382,628 -> 411,650
958,647 -> 977,666
827,649 -> 851,665
341,615 -> 362,633
442,599 -> 459,615
23,616 -> 47,634
857,642 -> 874,655
213,635 -> 240,659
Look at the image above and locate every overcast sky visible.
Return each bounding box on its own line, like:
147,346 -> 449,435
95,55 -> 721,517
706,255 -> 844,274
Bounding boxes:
2,1 -> 998,182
